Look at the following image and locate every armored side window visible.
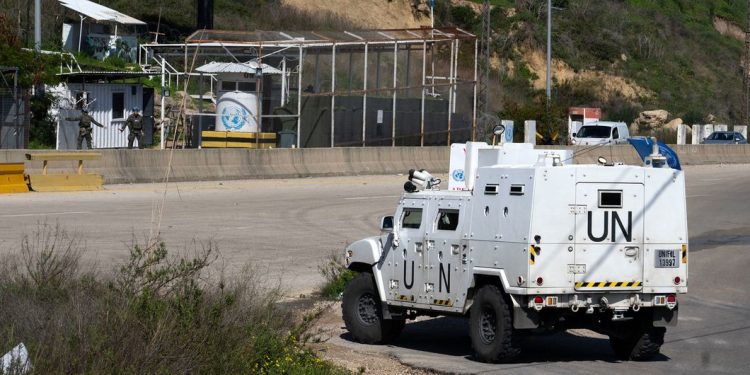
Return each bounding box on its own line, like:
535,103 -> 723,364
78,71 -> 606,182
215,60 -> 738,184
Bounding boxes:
401,208 -> 423,229
484,184 -> 499,195
436,209 -> 460,231
510,184 -> 525,196
598,190 -> 623,208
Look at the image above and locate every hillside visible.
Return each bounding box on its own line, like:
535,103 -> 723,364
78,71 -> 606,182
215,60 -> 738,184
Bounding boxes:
2,0 -> 748,136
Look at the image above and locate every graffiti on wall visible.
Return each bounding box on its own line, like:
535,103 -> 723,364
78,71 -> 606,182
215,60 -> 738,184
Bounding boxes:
84,34 -> 138,63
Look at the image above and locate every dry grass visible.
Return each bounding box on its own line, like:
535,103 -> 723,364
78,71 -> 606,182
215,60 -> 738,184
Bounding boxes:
0,222 -> 349,374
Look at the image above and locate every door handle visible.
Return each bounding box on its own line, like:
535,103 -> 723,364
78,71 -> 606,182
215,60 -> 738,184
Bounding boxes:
624,246 -> 639,257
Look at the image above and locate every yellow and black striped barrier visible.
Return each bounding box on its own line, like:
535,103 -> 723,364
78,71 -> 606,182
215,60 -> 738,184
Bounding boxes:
0,163 -> 29,194
529,245 -> 538,265
575,281 -> 642,288
396,294 -> 414,302
682,244 -> 688,264
432,299 -> 453,307
201,131 -> 276,149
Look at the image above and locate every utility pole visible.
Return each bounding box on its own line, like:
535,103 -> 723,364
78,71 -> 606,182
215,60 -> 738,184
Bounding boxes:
478,0 -> 491,115
34,0 -> 41,51
546,0 -> 552,121
745,0 -> 750,126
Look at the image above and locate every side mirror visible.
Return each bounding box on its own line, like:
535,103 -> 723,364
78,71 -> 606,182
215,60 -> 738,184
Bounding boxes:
380,216 -> 394,231
572,132 -> 577,137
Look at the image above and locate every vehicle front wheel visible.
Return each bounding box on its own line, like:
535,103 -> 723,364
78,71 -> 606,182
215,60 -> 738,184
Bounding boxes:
342,272 -> 404,344
469,284 -> 520,363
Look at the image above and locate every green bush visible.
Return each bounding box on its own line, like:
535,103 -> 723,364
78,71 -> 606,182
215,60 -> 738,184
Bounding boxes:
0,223 -> 349,374
318,252 -> 354,299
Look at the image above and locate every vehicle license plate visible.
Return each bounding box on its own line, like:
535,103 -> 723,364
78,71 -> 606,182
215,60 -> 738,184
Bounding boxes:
655,249 -> 678,268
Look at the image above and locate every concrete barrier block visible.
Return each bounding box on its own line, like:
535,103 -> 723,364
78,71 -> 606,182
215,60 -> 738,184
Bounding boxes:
1,145 -> 749,186
703,125 -> 714,140
677,124 -> 687,145
691,125 -> 702,144
735,125 -> 748,139
715,124 -> 728,132
524,120 -> 537,145
501,120 -> 514,144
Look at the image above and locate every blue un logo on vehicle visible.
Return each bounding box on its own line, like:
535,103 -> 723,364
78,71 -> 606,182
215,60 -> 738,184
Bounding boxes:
452,169 -> 465,182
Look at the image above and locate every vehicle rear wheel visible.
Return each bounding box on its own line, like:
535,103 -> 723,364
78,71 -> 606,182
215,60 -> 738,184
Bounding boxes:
610,325 -> 665,361
342,272 -> 404,344
469,284 -> 520,363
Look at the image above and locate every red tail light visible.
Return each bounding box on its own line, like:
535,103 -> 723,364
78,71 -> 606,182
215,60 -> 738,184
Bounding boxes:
533,296 -> 543,304
674,276 -> 681,285
536,277 -> 544,286
666,294 -> 676,303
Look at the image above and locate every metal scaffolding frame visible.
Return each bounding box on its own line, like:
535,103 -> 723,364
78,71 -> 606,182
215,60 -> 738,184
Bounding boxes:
140,27 -> 477,148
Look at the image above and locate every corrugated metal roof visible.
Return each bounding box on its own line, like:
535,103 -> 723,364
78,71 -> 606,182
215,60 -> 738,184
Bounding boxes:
183,27 -> 475,47
195,61 -> 282,75
59,0 -> 146,25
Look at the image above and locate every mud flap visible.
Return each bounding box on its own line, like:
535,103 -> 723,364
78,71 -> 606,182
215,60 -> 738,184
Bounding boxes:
510,295 -> 540,329
653,305 -> 678,327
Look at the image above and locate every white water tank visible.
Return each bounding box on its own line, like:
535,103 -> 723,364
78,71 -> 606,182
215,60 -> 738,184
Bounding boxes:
215,91 -> 258,132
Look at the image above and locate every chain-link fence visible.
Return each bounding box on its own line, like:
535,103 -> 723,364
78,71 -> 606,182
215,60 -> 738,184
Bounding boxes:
0,67 -> 28,149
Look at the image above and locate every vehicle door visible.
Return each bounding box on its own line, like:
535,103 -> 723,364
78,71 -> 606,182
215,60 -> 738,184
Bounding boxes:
424,197 -> 467,308
574,183 -> 645,291
391,197 -> 431,305
611,127 -> 620,144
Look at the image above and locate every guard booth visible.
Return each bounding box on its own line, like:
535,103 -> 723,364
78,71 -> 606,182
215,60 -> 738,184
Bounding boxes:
50,77 -> 155,149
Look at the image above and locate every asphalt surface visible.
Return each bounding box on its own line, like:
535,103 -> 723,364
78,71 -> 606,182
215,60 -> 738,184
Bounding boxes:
1,164 -> 749,373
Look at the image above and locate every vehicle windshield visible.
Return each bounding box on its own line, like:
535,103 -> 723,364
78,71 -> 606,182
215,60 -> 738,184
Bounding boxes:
576,126 -> 612,138
707,132 -> 733,140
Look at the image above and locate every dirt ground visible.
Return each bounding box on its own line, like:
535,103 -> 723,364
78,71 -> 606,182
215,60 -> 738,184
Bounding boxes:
302,300 -> 436,375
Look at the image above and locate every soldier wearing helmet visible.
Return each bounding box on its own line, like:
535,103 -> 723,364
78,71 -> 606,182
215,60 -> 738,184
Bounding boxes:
65,108 -> 105,150
120,107 -> 145,149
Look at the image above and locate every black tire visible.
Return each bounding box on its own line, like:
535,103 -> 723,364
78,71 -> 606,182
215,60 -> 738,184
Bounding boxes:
342,272 -> 404,344
469,284 -> 520,363
610,326 -> 665,361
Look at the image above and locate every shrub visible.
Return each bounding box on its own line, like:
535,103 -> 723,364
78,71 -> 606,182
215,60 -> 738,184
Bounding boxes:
0,225 -> 349,374
318,251 -> 354,299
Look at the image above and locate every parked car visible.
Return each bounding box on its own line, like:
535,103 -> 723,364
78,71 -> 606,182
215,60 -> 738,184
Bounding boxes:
701,131 -> 748,144
571,121 -> 630,145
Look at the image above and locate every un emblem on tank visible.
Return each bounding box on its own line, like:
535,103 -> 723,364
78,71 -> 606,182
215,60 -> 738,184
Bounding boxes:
452,169 -> 465,182
221,105 -> 249,130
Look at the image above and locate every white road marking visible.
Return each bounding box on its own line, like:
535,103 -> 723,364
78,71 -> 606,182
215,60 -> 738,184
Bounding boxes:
0,211 -> 91,218
344,195 -> 400,201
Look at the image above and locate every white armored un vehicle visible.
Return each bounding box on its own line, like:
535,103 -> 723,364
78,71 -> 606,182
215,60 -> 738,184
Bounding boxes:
342,138 -> 687,362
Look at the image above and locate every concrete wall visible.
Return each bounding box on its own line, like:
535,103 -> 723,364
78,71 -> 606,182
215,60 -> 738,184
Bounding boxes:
2,145 -> 749,185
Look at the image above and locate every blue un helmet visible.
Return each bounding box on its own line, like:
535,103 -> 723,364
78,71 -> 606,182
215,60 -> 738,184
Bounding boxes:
132,107 -> 140,113
81,108 -> 89,113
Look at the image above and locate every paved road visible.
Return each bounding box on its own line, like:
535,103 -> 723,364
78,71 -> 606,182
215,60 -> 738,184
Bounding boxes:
1,164 -> 749,373
0,175 -> 407,294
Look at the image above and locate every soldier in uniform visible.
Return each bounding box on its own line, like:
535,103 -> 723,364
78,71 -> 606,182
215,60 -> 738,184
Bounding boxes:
66,108 -> 105,150
120,107 -> 145,149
